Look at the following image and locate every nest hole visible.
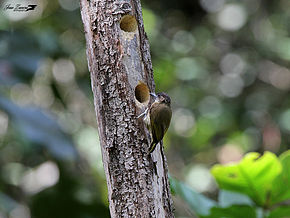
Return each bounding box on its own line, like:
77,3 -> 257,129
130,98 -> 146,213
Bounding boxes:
135,82 -> 149,104
120,15 -> 137,32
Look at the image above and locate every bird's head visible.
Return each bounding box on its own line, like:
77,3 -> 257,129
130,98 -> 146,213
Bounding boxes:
150,92 -> 171,106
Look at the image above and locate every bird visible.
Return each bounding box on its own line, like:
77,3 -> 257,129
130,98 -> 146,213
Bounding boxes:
139,92 -> 172,153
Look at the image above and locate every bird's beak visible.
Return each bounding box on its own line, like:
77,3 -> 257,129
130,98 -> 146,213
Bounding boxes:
150,93 -> 161,103
150,93 -> 158,98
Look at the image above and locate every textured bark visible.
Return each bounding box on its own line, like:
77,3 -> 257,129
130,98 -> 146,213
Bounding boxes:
80,0 -> 174,217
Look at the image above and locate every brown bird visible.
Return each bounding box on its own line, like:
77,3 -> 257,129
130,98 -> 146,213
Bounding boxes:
140,92 -> 172,153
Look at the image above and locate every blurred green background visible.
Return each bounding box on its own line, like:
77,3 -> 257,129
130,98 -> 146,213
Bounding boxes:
0,0 -> 290,217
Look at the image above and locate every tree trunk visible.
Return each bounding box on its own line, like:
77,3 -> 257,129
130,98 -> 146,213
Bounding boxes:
79,0 -> 174,217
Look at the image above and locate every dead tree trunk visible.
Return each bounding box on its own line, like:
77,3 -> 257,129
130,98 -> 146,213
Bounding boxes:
80,0 -> 174,217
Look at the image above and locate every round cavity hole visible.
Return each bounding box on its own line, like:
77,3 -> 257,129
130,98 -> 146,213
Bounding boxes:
120,15 -> 137,32
135,82 -> 149,104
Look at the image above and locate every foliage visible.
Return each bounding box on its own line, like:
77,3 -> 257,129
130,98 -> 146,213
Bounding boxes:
170,176 -> 217,216
171,151 -> 290,218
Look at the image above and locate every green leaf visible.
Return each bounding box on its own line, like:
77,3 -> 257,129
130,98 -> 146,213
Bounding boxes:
169,176 -> 217,216
219,190 -> 254,208
201,205 -> 257,218
270,150 -> 290,205
267,206 -> 290,218
211,152 -> 282,206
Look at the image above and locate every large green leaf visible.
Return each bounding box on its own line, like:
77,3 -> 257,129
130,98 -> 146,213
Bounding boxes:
267,206 -> 290,218
270,150 -> 290,205
218,190 -> 254,208
211,152 -> 282,206
169,176 -> 217,216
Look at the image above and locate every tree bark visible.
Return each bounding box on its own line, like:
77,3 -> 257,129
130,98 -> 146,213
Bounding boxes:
79,0 -> 174,217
